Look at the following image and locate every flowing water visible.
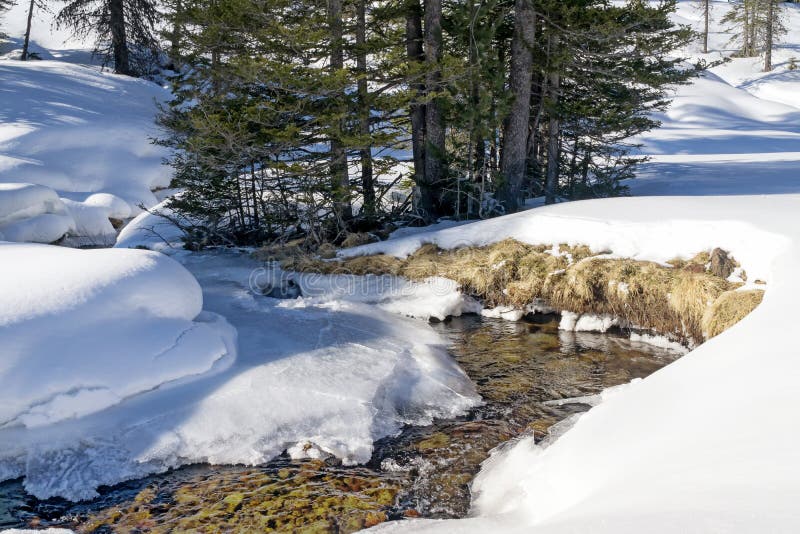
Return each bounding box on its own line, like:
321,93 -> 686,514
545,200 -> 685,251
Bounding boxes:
0,314 -> 681,533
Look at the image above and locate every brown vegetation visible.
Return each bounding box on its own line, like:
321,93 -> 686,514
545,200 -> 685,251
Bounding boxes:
263,239 -> 762,344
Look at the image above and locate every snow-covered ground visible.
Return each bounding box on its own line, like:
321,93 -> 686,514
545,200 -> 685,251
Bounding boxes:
0,59 -> 171,244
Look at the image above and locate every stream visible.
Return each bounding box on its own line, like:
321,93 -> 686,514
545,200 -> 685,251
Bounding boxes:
0,314 -> 681,533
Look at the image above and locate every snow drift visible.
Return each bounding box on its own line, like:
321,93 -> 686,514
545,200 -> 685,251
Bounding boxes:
0,242 -> 236,429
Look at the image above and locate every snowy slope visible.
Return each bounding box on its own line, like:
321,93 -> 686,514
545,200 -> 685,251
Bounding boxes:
629,1 -> 800,196
0,60 -> 171,243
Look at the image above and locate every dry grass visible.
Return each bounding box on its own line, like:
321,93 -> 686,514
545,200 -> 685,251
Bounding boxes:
702,290 -> 765,339
274,238 -> 760,344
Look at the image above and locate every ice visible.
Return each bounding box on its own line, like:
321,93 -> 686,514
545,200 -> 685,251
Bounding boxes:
558,312 -> 618,333
0,250 -> 479,500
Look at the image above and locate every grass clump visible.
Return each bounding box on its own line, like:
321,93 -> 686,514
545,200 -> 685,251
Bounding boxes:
275,239 -> 759,344
702,290 -> 765,339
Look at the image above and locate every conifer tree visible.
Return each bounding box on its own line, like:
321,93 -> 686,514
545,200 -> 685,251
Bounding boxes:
56,0 -> 159,75
157,0 -> 699,246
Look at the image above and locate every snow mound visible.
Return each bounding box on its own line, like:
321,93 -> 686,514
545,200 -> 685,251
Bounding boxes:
115,199 -> 187,253
0,183 -> 72,243
0,243 -> 236,429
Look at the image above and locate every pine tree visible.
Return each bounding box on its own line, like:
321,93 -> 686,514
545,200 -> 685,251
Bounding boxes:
157,0 -> 699,245
21,0 -> 44,60
526,0 -> 696,202
763,0 -> 785,71
723,0 -> 785,69
419,0 -> 446,220
56,0 -> 159,75
158,0 -> 416,245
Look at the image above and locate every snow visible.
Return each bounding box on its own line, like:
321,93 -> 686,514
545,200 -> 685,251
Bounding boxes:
0,249 -> 479,500
363,3 -> 800,533
0,59 -> 171,241
115,198 -> 189,253
0,0 -> 799,529
0,243 -> 236,430
558,311 -> 618,333
0,183 -> 72,243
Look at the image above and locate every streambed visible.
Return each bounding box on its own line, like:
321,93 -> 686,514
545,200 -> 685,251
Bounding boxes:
0,314 -> 681,532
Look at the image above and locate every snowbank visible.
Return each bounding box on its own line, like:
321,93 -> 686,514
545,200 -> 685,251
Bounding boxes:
0,243 -> 236,429
361,194 -> 799,533
115,198 -> 187,253
0,183 -> 73,243
0,250 -> 478,501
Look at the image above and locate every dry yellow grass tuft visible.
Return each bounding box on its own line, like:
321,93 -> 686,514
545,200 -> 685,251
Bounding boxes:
274,238 -> 760,344
702,289 -> 765,339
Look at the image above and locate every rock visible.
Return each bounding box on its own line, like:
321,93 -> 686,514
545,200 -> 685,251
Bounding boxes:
709,247 -> 735,279
260,277 -> 303,299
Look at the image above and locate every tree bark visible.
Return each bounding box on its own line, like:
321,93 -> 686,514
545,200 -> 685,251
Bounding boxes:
497,0 -> 536,212
544,34 -> 560,206
702,0 -> 709,54
21,0 -> 34,60
169,0 -> 183,63
328,0 -> 352,223
421,0 -> 446,219
406,0 -> 426,195
356,0 -> 375,219
764,0 -> 774,71
108,0 -> 131,75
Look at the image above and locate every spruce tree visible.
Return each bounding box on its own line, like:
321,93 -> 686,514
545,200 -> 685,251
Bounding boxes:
56,0 -> 159,75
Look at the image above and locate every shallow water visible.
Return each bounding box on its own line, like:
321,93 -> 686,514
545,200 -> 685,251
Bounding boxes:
0,314 -> 680,532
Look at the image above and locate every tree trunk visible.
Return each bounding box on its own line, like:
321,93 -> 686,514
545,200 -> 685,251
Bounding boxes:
170,0 -> 183,63
421,0 -> 445,219
21,0 -> 34,60
406,0 -> 427,212
356,0 -> 375,219
544,38 -> 560,206
764,0 -> 774,71
497,0 -> 536,213
328,0 -> 352,223
703,0 -> 709,54
108,0 -> 131,75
